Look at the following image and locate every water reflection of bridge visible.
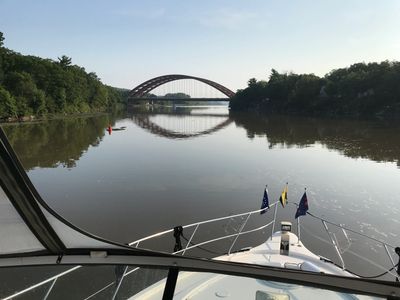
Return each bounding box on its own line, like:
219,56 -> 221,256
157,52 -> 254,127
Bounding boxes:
130,107 -> 232,139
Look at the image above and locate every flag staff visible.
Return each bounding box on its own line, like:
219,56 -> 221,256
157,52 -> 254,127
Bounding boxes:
297,187 -> 306,243
270,182 -> 280,240
271,201 -> 278,240
297,215 -> 300,243
272,182 -> 288,238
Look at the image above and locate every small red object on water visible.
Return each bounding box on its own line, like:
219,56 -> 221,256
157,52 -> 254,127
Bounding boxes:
107,124 -> 112,135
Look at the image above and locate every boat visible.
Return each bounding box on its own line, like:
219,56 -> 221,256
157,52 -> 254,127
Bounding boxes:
0,126 -> 399,300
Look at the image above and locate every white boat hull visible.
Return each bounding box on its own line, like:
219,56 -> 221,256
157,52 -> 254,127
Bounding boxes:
131,231 -> 379,299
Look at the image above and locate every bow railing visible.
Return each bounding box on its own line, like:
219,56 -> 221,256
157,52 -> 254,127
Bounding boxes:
3,200 -> 398,300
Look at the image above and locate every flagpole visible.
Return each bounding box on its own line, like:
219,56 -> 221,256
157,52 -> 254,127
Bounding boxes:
297,215 -> 300,243
271,201 -> 278,240
297,187 -> 306,243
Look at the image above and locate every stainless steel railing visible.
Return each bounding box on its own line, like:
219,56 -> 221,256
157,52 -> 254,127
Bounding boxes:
302,209 -> 399,280
128,201 -> 279,249
85,201 -> 280,299
3,200 -> 398,300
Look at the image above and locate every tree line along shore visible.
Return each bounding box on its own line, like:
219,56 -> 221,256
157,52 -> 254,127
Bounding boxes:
229,61 -> 400,118
2,31 -> 399,120
0,32 -> 128,121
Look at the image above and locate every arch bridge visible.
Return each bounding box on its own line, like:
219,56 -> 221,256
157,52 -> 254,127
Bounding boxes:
128,74 -> 235,103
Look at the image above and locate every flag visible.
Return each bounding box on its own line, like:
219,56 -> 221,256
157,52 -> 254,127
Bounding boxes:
279,184 -> 288,207
260,186 -> 269,214
295,191 -> 309,218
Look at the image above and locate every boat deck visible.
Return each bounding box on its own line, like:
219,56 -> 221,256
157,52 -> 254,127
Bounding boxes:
218,231 -> 351,276
131,231 -> 379,300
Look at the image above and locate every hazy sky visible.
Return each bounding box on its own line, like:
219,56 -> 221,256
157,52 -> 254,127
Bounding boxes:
1,0 -> 400,91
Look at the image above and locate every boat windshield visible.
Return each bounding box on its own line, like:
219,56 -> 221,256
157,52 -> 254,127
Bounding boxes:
1,260 -> 396,300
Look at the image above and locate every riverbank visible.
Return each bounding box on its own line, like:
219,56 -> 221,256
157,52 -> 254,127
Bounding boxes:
230,61 -> 400,120
0,111 -> 109,125
0,31 -> 128,120
0,103 -> 127,125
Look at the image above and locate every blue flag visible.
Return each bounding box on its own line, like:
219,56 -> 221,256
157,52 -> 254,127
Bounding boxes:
260,186 -> 269,214
295,191 -> 309,219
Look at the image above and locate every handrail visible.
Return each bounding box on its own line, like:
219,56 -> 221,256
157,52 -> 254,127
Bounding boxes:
322,220 -> 346,270
2,266 -> 81,300
83,282 -> 115,300
303,210 -> 399,281
43,277 -> 57,300
111,266 -> 128,300
129,201 -> 279,247
300,223 -> 400,280
83,211 -> 278,299
305,210 -> 396,249
2,204 -> 278,300
182,224 -> 199,255
4,201 -> 398,299
287,202 -> 396,250
82,218 -> 276,298
228,213 -> 251,255
85,220 -> 276,298
289,202 -> 398,279
271,202 -> 278,238
174,220 -> 275,255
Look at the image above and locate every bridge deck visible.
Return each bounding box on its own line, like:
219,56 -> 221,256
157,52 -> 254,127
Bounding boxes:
128,97 -> 230,102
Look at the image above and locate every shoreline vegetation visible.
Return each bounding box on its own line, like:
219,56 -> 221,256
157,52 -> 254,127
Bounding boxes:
0,32 -> 128,122
2,30 -> 399,121
229,61 -> 400,119
0,111 -> 115,125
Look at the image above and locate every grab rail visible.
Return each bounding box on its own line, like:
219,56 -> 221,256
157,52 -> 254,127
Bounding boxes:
82,204 -> 279,300
2,266 -> 81,300
322,220 -> 346,270
3,202 -> 279,300
128,201 -> 279,247
4,200 -> 398,300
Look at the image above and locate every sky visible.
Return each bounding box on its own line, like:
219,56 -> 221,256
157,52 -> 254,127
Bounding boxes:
1,0 -> 400,91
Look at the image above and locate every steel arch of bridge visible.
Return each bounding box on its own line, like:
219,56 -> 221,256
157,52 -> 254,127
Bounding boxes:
129,74 -> 235,99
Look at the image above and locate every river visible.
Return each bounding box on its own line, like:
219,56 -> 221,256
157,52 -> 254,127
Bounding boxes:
1,105 -> 400,298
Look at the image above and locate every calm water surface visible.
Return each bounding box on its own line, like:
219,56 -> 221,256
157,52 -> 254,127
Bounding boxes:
2,105 -> 400,297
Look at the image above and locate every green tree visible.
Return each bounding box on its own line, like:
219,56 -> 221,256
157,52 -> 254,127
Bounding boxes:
164,92 -> 190,99
247,78 -> 257,87
32,89 -> 47,115
54,87 -> 67,112
0,86 -> 17,118
4,71 -> 43,116
90,83 -> 108,109
289,74 -> 323,110
0,41 -> 128,118
58,55 -> 72,68
268,69 -> 281,82
0,32 -> 4,47
0,32 -> 4,83
231,61 -> 400,117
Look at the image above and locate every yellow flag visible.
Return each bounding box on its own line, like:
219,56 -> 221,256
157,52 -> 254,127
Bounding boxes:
279,185 -> 288,207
